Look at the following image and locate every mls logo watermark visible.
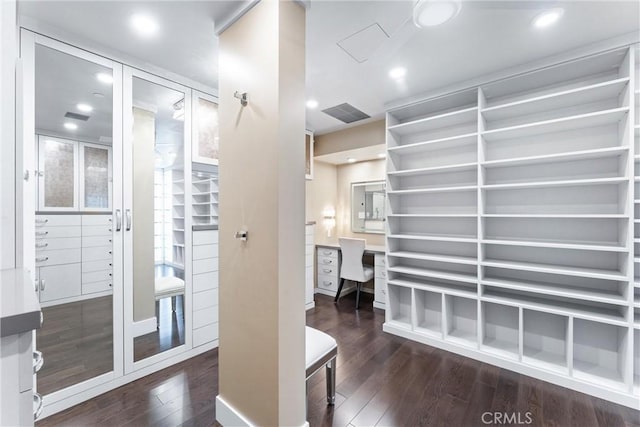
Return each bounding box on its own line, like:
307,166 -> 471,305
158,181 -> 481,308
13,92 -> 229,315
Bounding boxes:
481,412 -> 534,425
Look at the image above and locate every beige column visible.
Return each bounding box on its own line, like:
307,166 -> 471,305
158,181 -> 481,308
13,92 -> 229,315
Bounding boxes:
216,1 -> 306,426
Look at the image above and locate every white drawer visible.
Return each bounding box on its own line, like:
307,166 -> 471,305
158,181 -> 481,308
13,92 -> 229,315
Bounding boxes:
375,253 -> 386,267
193,244 -> 219,260
82,259 -> 112,273
193,257 -> 219,274
306,253 -> 313,268
193,288 -> 218,311
35,248 -> 81,266
82,280 -> 112,295
39,264 -> 81,303
374,278 -> 387,304
194,306 -> 219,329
82,235 -> 112,248
82,270 -> 112,284
82,246 -> 112,262
35,237 -> 81,251
317,274 -> 338,291
193,230 -> 219,245
193,271 -> 219,293
375,266 -> 387,279
82,225 -> 112,237
35,226 -> 81,239
317,256 -> 337,267
317,264 -> 338,278
36,215 -> 80,227
81,215 -> 112,226
317,247 -> 338,258
193,322 -> 218,347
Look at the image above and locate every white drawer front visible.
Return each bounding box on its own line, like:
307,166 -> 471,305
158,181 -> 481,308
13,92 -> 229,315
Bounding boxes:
82,225 -> 112,237
317,274 -> 338,291
82,246 -> 112,262
317,264 -> 338,278
82,259 -> 112,273
317,256 -> 337,267
39,264 -> 81,302
35,248 -> 81,267
306,253 -> 313,268
305,244 -> 314,256
193,288 -> 218,311
193,230 -> 219,245
193,244 -> 219,260
305,233 -> 313,245
374,278 -> 387,304
82,270 -> 112,284
82,235 -> 112,248
317,248 -> 338,259
193,271 -> 219,293
36,215 -> 80,227
35,237 -> 81,252
81,215 -> 112,226
194,306 -> 219,329
375,266 -> 387,279
82,280 -> 112,295
375,253 -> 386,267
35,226 -> 81,239
193,257 -> 219,274
193,322 -> 218,347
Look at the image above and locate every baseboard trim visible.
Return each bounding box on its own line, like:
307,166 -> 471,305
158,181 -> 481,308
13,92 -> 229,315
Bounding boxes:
215,395 -> 309,427
132,316 -> 157,337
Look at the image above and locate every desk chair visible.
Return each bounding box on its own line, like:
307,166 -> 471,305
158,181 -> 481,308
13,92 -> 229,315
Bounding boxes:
335,237 -> 374,309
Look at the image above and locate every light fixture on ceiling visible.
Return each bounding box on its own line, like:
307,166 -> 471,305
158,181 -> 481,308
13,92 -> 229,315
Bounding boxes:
64,122 -> 78,130
347,157 -> 356,163
389,67 -> 407,80
96,73 -> 113,84
173,98 -> 185,121
77,103 -> 93,112
378,153 -> 386,158
306,99 -> 319,109
533,8 -> 564,28
130,13 -> 159,37
413,0 -> 462,28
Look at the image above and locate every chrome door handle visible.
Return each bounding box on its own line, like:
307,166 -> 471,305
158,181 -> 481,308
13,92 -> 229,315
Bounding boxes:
115,209 -> 122,231
40,279 -> 45,291
125,209 -> 132,231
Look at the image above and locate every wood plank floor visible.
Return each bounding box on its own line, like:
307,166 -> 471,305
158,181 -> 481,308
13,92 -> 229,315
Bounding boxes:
38,293 -> 640,427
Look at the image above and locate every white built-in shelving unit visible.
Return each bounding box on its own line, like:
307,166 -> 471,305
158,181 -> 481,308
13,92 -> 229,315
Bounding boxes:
385,45 -> 640,409
191,172 -> 219,226
172,169 -> 186,267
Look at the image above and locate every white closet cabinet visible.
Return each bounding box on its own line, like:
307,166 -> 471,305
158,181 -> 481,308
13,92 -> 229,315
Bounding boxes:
385,45 -> 640,409
305,224 -> 315,309
192,229 -> 219,347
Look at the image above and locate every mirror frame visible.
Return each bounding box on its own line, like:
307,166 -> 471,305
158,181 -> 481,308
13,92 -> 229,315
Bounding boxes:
350,180 -> 386,235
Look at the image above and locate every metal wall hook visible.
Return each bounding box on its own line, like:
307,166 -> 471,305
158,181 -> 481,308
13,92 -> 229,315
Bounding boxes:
234,91 -> 248,107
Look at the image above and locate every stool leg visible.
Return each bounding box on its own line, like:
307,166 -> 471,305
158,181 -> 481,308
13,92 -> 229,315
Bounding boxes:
355,282 -> 361,310
326,358 -> 336,405
172,296 -> 176,312
334,278 -> 345,303
155,301 -> 159,329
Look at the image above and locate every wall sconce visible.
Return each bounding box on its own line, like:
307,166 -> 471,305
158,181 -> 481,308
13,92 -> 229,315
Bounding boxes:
322,207 -> 336,238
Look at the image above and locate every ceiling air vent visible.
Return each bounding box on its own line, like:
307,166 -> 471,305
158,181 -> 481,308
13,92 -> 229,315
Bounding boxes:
64,112 -> 90,121
322,103 -> 370,124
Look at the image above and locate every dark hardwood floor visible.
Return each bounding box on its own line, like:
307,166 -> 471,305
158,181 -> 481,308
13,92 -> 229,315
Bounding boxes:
134,296 -> 186,361
38,294 -> 640,427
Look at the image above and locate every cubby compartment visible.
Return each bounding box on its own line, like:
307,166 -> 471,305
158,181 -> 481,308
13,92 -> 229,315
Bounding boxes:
484,183 -> 625,215
387,284 -> 412,329
388,216 -> 477,241
444,295 -> 477,347
387,167 -> 477,192
414,289 -> 443,336
388,191 -> 477,215
573,319 -> 628,390
388,274 -> 476,299
522,310 -> 569,374
481,302 -> 519,360
483,217 -> 628,250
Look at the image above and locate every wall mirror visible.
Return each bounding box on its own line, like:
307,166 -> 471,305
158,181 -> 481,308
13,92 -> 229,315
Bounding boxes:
33,42 -> 117,395
351,181 -> 386,234
128,74 -> 190,363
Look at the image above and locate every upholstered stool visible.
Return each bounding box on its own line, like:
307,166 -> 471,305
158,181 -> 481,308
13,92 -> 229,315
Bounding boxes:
154,276 -> 185,327
305,326 -> 337,405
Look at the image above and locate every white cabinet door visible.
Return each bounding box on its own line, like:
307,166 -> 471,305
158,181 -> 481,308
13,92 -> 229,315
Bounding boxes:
38,263 -> 82,302
37,136 -> 79,211
80,144 -> 112,211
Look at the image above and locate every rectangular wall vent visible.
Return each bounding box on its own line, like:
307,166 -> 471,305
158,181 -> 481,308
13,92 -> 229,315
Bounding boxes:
64,112 -> 90,121
322,103 -> 370,124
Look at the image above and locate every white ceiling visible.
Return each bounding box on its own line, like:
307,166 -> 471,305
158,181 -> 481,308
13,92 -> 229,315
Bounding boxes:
20,0 -> 640,137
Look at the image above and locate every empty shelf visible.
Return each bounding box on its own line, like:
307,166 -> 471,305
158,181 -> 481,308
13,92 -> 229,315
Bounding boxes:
388,234 -> 477,243
388,277 -> 476,297
388,107 -> 478,136
482,214 -> 627,218
522,349 -> 568,375
388,213 -> 477,218
388,266 -> 478,285
388,185 -> 477,195
481,238 -> 627,252
388,251 -> 477,265
388,162 -> 477,176
482,176 -> 628,190
388,133 -> 477,154
481,259 -> 626,281
482,146 -> 628,169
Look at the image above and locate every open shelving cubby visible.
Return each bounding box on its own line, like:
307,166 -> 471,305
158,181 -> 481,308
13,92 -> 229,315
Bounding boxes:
172,169 -> 185,268
384,44 -> 639,409
387,284 -> 412,330
191,171 -> 219,226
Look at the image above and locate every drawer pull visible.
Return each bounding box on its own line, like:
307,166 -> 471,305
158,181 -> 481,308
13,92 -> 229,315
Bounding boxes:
322,250 -> 333,255
109,273 -> 112,277
36,231 -> 48,236
35,219 -> 48,224
109,263 -> 112,267
322,268 -> 333,274
108,250 -> 112,254
35,242 -> 48,249
323,281 -> 333,286
36,257 -> 49,263
109,283 -> 112,287
322,260 -> 333,264
33,393 -> 44,420
33,351 -> 44,374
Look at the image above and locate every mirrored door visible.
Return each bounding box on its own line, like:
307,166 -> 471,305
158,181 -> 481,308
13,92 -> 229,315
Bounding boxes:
123,68 -> 192,368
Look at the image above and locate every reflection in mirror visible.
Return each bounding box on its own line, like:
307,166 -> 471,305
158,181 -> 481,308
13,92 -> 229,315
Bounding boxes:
34,44 -> 114,395
351,181 -> 386,234
131,77 -> 186,361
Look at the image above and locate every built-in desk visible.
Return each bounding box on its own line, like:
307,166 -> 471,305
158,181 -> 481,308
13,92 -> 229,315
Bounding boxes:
315,242 -> 386,309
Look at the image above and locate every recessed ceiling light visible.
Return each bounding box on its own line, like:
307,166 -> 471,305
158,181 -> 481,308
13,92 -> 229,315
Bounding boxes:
378,153 -> 386,158
389,67 -> 407,80
347,158 -> 356,163
306,99 -> 319,109
76,103 -> 93,112
64,122 -> 78,130
130,13 -> 159,37
96,73 -> 113,84
413,0 -> 462,28
533,8 -> 564,28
